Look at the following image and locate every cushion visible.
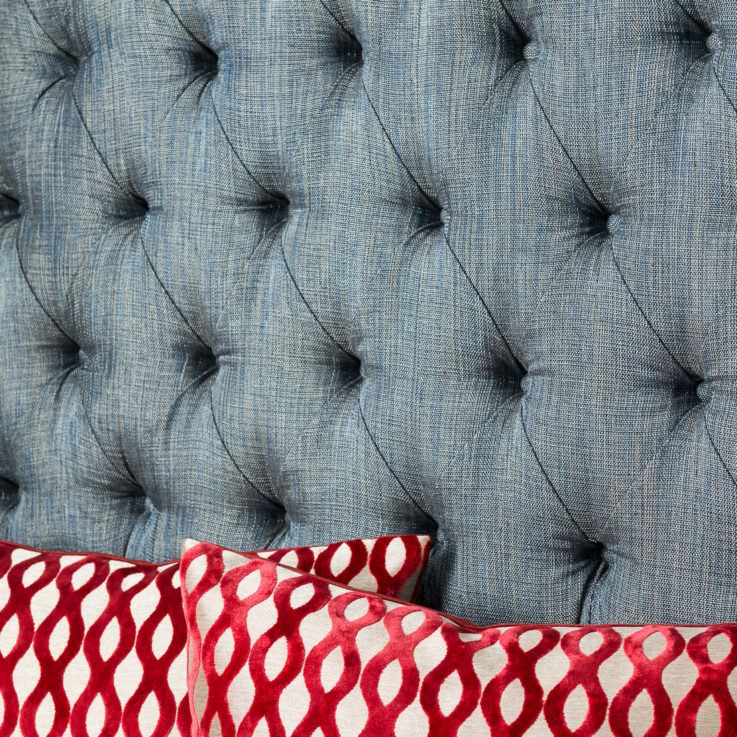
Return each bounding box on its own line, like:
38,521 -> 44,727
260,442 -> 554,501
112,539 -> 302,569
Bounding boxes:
0,534 -> 429,737
4,0 -> 737,627
181,546 -> 737,737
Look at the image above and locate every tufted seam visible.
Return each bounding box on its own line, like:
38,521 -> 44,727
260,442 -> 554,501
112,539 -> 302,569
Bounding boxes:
61,219 -> 116,334
595,399 -> 707,546
32,75 -> 68,113
528,43 -> 711,211
118,450 -> 140,494
208,376 -> 279,508
76,367 -> 142,491
209,87 -> 285,203
275,374 -> 363,495
704,419 -> 737,490
616,49 -> 712,198
71,90 -> 120,190
526,67 -> 608,214
497,0 -> 528,42
363,65 -> 524,373
125,497 -> 161,561
70,89 -> 138,207
361,81 -> 438,212
139,232 -> 209,349
711,65 -> 737,128
518,240 -> 704,550
274,216 -> 488,524
281,53 -> 363,187
610,243 -> 697,382
211,217 -> 289,346
588,398 -> 737,623
264,523 -> 288,551
132,361 -> 280,508
273,222 -> 447,517
520,231 -> 605,354
132,351 -> 214,436
358,398 -> 435,524
434,389 -> 524,505
21,0 -> 76,60
592,584 -> 605,624
163,69 -> 216,122
519,400 -> 596,544
440,228 -> 525,375
16,97 -> 132,355
519,223 -> 691,381
402,218 -> 446,245
509,68 -> 700,388
317,0 -> 360,50
671,0 -> 709,33
444,59 -> 525,174
43,360 -> 140,493
279,230 -> 359,362
160,0 -> 213,55
527,53 -> 709,384
579,553 -> 609,625
14,232 -> 76,347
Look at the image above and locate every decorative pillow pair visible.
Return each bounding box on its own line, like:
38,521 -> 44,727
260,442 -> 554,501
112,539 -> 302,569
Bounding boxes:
0,534 -> 431,737
182,544 -> 737,737
3,535 -> 735,737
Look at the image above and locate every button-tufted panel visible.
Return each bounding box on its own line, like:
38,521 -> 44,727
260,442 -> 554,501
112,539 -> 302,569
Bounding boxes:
1,0 -> 736,625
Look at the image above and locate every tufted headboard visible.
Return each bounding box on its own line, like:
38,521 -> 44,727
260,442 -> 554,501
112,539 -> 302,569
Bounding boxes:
1,0 -> 736,626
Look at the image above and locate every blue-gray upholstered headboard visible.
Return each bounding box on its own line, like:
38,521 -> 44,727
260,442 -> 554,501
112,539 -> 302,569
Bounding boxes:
1,0 -> 736,625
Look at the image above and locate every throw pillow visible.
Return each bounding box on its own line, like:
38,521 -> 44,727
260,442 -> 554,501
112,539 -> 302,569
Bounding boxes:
181,548 -> 737,737
0,534 -> 430,737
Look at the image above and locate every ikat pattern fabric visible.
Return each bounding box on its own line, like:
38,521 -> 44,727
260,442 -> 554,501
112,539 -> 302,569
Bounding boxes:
2,0 -> 737,625
182,546 -> 737,737
0,535 -> 428,737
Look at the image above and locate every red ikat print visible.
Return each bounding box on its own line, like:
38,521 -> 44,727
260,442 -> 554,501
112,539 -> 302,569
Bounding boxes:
0,535 -> 429,737
181,548 -> 737,737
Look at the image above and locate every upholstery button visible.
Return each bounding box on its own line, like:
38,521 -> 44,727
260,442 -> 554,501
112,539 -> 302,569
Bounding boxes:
116,195 -> 148,221
522,42 -> 539,61
0,194 -> 20,220
345,45 -> 362,65
606,213 -> 622,235
415,199 -> 443,228
193,344 -> 218,376
0,475 -> 19,500
341,353 -> 362,384
193,44 -> 218,77
262,195 -> 289,220
706,33 -> 721,53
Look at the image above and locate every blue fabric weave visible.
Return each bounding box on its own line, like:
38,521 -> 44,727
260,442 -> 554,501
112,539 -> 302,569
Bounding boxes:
1,0 -> 736,624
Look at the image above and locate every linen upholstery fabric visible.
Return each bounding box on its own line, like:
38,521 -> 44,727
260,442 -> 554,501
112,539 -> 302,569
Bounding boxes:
1,0 -> 737,626
181,546 -> 737,737
0,535 -> 428,737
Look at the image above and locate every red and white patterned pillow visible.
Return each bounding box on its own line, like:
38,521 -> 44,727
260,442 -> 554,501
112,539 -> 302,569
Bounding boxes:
181,546 -> 737,737
0,534 -> 430,737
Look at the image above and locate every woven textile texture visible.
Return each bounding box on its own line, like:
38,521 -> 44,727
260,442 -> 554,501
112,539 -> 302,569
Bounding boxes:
0,535 -> 429,737
182,545 -> 737,737
1,0 -> 737,625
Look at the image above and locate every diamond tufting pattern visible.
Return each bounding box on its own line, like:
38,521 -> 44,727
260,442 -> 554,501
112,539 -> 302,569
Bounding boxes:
1,0 -> 737,625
